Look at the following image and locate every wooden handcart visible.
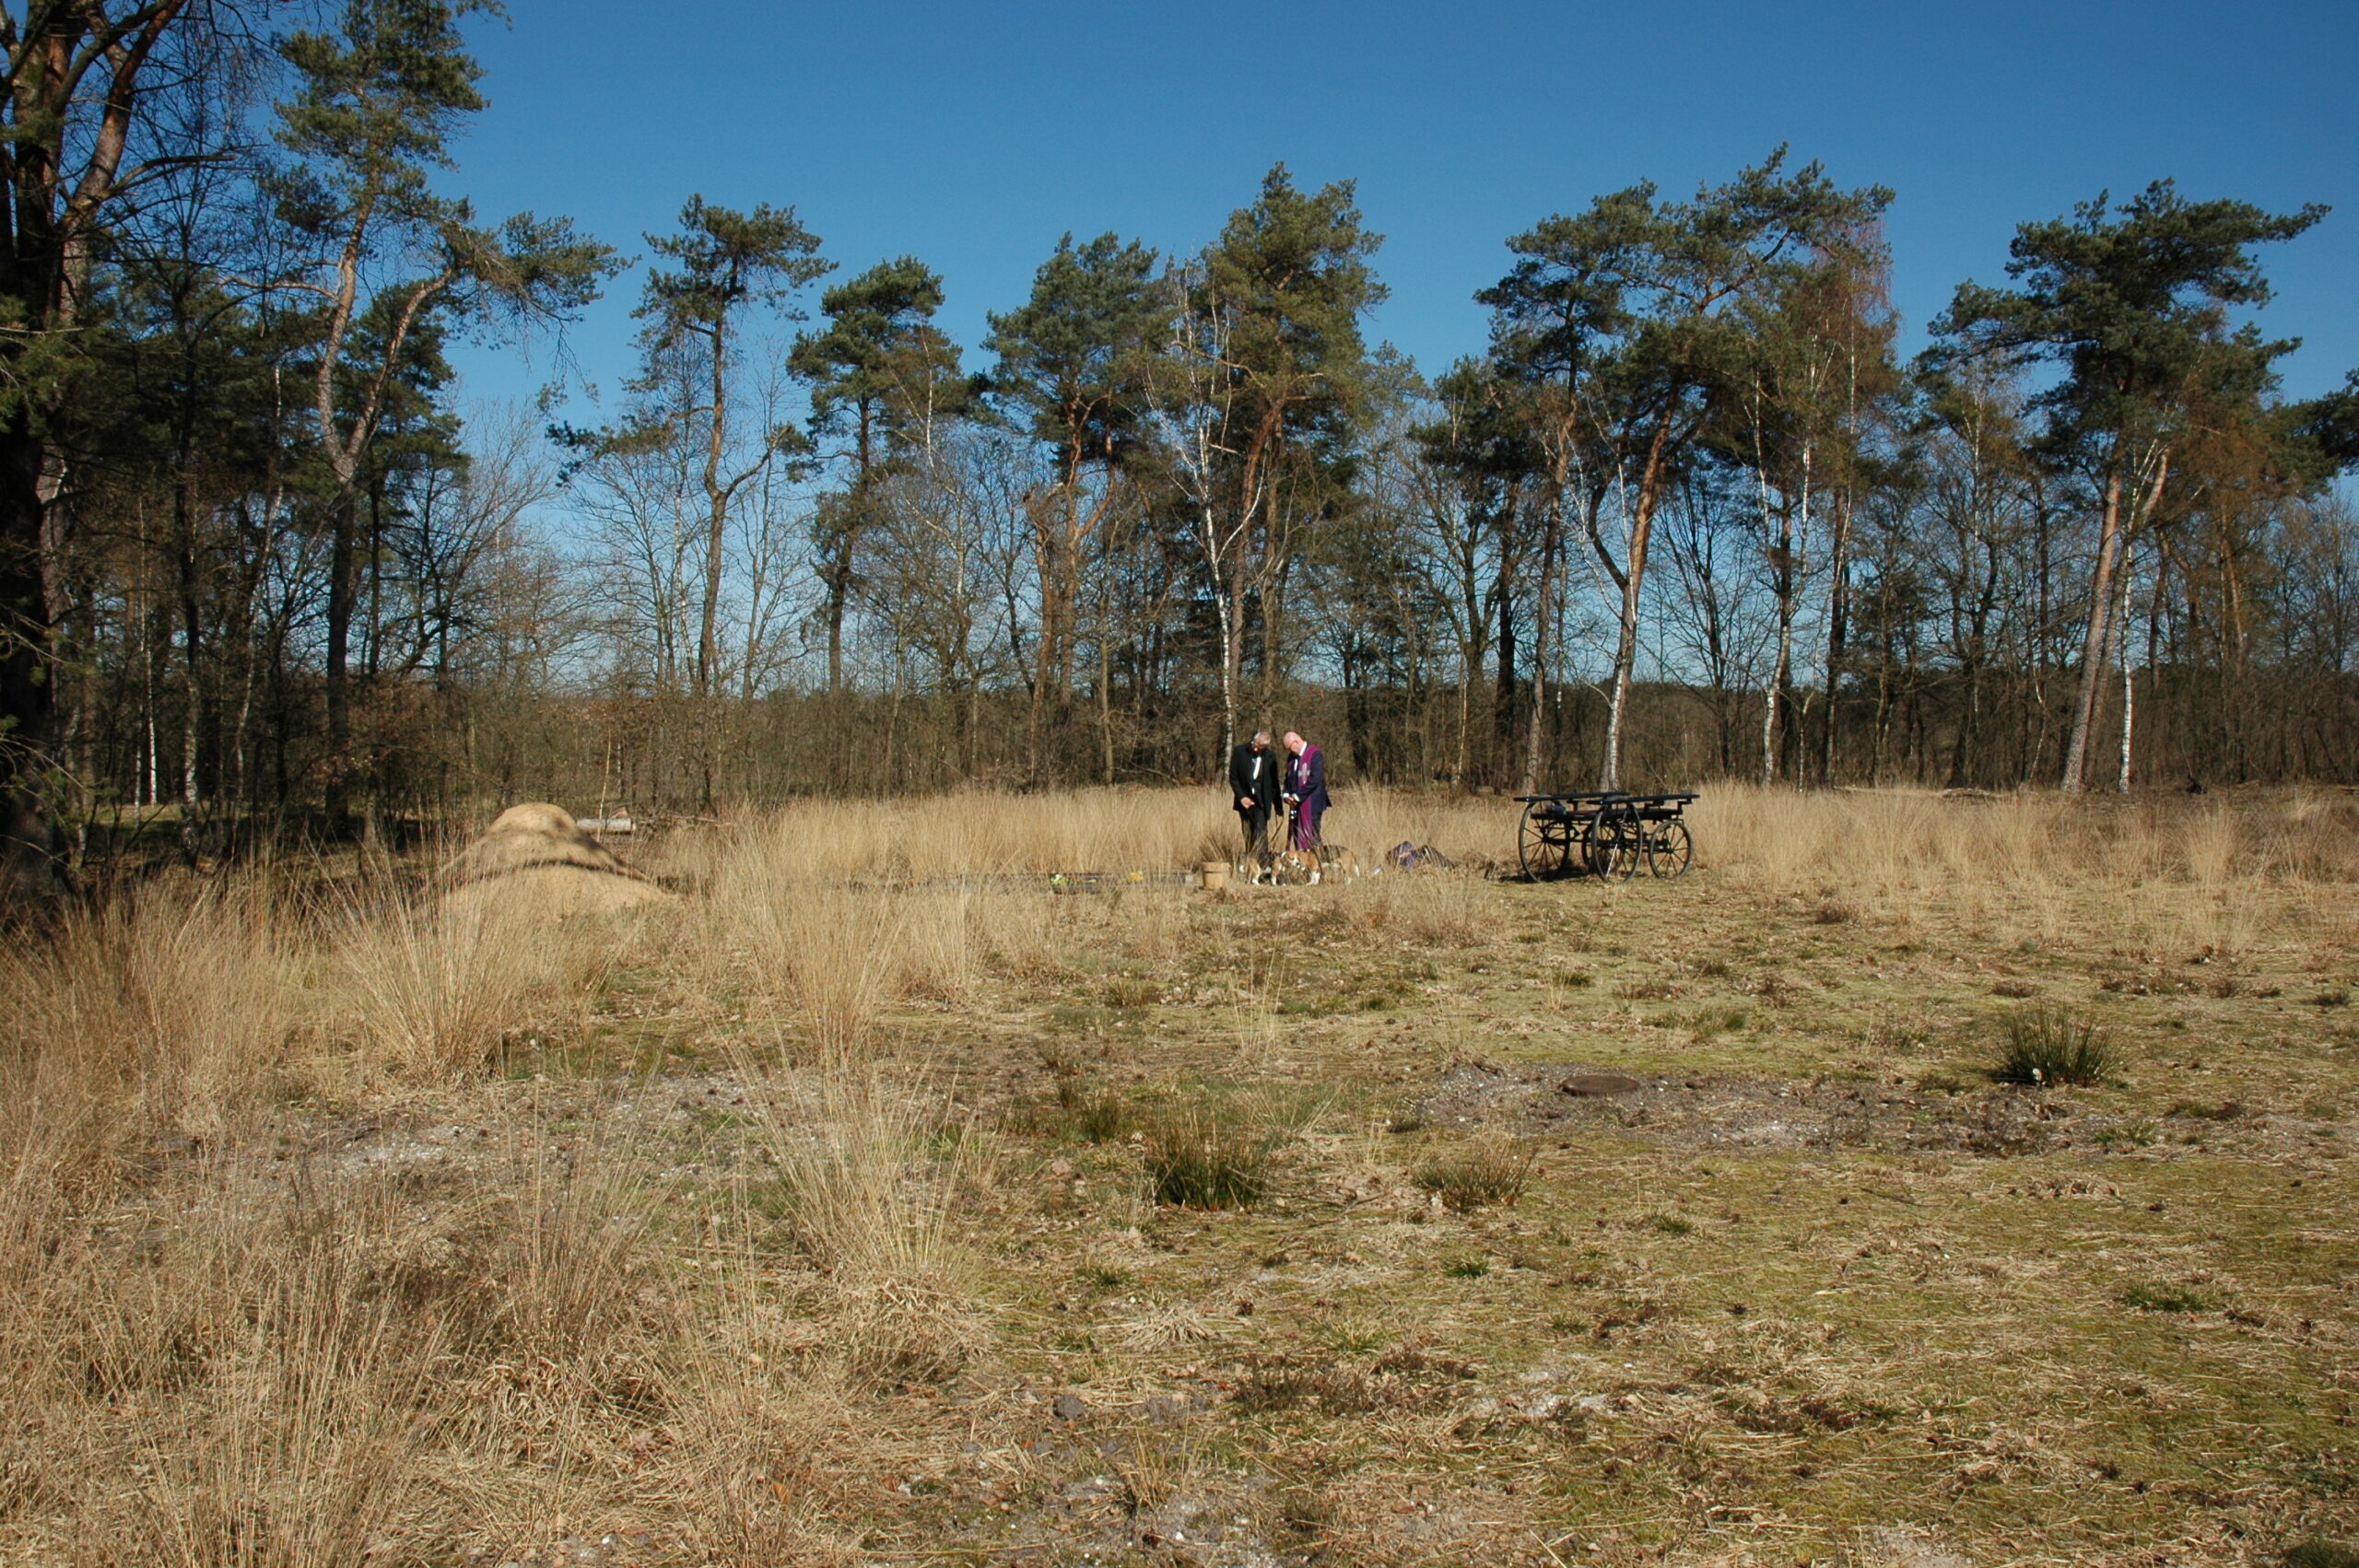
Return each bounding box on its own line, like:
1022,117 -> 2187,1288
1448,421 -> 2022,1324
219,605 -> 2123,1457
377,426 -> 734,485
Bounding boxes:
1513,790 -> 1697,882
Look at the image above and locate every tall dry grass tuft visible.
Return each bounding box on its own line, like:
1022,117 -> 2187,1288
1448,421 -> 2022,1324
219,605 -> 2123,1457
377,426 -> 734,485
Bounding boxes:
658,1221 -> 888,1568
2249,790 -> 2359,882
1685,782 -> 2359,898
116,1226 -> 446,1565
714,872 -> 907,1059
3,1163 -> 452,1564
479,1134 -> 663,1366
333,889 -> 619,1078
2178,805 -> 2239,887
732,1069 -> 986,1388
970,883 -> 1074,981
894,886 -> 977,1002
775,1080 -> 967,1281
1391,872 -> 1487,945
0,882 -> 299,1227
693,788 -> 1231,883
707,821 -> 1003,1055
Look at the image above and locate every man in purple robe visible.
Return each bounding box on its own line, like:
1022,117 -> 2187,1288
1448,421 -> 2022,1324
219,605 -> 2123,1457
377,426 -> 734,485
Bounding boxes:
1281,731 -> 1328,851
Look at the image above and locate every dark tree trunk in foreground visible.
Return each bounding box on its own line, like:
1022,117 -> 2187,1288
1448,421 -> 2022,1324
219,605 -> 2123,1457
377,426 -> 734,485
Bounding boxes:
0,2 -> 198,895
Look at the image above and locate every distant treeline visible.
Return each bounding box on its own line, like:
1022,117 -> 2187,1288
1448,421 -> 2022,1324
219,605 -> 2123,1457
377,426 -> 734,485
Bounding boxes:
6,4 -> 2357,887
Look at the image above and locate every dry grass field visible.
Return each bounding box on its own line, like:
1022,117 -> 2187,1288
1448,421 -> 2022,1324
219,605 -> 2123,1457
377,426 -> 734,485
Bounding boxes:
4,786 -> 2357,1567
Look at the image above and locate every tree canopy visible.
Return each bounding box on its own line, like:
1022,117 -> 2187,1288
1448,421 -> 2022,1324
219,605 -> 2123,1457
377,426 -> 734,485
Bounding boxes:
0,9 -> 2351,895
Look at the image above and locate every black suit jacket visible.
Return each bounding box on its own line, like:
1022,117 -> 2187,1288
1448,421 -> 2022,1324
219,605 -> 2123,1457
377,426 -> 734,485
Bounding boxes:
1228,743 -> 1280,813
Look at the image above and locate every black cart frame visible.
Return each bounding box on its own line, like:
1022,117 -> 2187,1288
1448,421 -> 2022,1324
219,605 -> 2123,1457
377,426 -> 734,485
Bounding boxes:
1512,790 -> 1697,882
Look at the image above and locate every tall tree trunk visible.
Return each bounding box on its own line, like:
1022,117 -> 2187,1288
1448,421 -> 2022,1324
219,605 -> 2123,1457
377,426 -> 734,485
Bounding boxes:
1948,657 -> 1982,790
695,320 -> 735,810
1818,487 -> 1851,784
1205,496 -> 1243,768
2061,468 -> 2126,793
1098,619 -> 1115,786
823,402 -> 878,701
696,314 -> 734,701
1762,485 -> 1798,787
178,505 -> 204,857
825,531 -> 851,696
1520,486 -> 1562,797
2115,542 -> 2137,793
1603,421 -> 1672,791
1494,575 -> 1517,787
0,417 -> 68,893
323,492 -> 357,836
1453,652 -> 1472,789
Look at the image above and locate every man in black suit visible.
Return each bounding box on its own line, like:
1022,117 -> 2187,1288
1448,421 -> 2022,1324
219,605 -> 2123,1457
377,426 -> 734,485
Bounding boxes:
1228,730 -> 1280,865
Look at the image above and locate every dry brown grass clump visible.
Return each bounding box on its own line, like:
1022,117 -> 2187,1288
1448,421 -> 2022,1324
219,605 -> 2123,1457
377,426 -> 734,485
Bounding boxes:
648,784 -> 1524,885
0,1144 -> 654,1562
1696,780 -> 2359,894
0,882 -> 299,1207
334,890 -> 634,1078
1413,1132 -> 1539,1211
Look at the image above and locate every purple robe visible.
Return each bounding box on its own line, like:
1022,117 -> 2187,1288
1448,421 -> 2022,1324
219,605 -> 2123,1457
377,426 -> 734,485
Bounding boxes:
1286,743 -> 1328,849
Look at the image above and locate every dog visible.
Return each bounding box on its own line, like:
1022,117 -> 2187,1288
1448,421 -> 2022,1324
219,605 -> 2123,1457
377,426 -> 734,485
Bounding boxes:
1273,848 -> 1320,884
1240,849 -> 1314,884
1239,843 -> 1361,886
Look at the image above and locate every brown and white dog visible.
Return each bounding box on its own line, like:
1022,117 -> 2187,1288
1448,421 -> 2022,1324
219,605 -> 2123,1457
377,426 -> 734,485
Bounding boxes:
1242,844 -> 1362,886
1273,848 -> 1320,884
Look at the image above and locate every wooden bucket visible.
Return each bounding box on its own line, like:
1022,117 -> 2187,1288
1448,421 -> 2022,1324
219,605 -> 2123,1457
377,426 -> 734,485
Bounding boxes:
1199,860 -> 1230,891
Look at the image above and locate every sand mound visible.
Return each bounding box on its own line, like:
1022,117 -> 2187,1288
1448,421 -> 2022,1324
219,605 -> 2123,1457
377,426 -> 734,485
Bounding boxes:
441,802 -> 675,919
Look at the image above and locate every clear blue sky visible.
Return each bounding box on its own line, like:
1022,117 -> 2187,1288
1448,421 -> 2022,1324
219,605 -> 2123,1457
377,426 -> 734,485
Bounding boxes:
445,0 -> 2358,414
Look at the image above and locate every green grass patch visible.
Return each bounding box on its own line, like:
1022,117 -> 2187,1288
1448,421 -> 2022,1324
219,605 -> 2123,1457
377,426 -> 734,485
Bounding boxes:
1995,1003 -> 2113,1086
2121,1282 -> 2214,1314
1413,1136 -> 1537,1212
1067,1090 -> 1134,1144
2286,1541 -> 2359,1568
1135,1087 -> 1307,1210
2095,1117 -> 2157,1150
1104,976 -> 1163,1009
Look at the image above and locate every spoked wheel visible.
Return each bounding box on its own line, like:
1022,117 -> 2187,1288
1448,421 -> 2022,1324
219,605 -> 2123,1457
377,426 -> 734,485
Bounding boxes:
1645,819 -> 1694,879
1587,802 -> 1643,882
1519,801 -> 1578,880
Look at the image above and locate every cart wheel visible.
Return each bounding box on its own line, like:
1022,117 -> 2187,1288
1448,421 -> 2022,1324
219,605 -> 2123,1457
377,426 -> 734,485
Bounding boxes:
1645,820 -> 1694,879
1588,802 -> 1642,882
1519,802 -> 1576,881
